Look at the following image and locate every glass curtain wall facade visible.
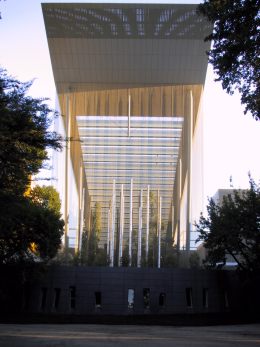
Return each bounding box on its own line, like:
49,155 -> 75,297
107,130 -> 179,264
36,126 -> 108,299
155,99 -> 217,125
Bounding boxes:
42,3 -> 211,263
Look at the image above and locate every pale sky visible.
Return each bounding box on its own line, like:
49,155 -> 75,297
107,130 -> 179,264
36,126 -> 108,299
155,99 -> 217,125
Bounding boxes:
1,0 -> 260,207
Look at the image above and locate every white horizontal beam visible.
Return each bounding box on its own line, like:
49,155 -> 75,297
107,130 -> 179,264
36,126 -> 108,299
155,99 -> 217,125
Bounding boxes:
83,153 -> 178,164
79,136 -> 181,147
81,145 -> 179,155
78,127 -> 181,138
77,115 -> 184,129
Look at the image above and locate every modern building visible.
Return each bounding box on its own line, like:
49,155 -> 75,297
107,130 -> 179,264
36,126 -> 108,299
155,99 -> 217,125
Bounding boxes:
212,188 -> 239,205
42,2 -> 211,265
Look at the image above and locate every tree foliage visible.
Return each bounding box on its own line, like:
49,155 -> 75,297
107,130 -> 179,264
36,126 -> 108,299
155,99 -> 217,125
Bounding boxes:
196,178 -> 260,273
92,202 -> 102,244
0,0 -> 7,20
84,202 -> 103,265
148,191 -> 158,267
0,69 -> 62,195
198,0 -> 260,119
29,185 -> 62,215
0,70 -> 64,264
0,193 -> 64,263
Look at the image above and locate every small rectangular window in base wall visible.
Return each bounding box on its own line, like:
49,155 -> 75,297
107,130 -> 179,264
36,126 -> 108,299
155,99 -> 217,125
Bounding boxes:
53,288 -> 61,310
69,286 -> 76,310
128,289 -> 135,309
143,288 -> 150,309
40,288 -> 48,311
186,287 -> 193,308
202,288 -> 208,308
95,291 -> 102,308
159,292 -> 166,307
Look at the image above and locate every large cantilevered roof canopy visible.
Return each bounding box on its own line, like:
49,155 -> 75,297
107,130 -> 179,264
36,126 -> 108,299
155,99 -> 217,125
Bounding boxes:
42,3 -> 212,93
42,3 -> 211,242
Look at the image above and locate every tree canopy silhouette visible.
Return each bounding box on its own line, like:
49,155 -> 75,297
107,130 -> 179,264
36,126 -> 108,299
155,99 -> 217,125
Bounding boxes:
0,69 -> 63,263
196,177 -> 260,274
198,0 -> 260,119
0,69 -> 62,195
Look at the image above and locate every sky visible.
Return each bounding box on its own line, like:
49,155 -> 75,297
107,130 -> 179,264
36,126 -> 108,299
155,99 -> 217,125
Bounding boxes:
1,0 -> 260,208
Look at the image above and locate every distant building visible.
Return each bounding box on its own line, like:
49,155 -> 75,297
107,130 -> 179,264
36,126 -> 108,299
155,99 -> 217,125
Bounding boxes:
212,189 -> 240,205
42,2 -> 212,265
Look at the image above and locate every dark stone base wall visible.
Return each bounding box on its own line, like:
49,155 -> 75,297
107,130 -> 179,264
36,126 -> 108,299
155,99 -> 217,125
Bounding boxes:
1,265 -> 259,323
26,267 -> 239,315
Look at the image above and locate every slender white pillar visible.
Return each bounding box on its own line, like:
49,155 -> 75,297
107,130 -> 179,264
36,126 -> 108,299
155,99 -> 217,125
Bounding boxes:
172,205 -> 175,238
158,196 -> 162,269
146,185 -> 150,263
177,158 -> 182,251
129,178 -> 133,266
157,189 -> 160,236
186,90 -> 193,251
107,207 -> 111,256
128,94 -> 131,137
76,164 -> 83,253
64,94 -> 71,250
79,187 -> 85,252
137,188 -> 143,268
118,184 -> 124,266
110,179 -> 116,267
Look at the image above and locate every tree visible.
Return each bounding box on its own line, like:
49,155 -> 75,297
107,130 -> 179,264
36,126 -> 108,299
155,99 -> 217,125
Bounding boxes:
198,0 -> 260,119
93,248 -> 109,266
189,251 -> 200,269
0,70 -> 64,263
148,191 -> 158,267
0,193 -> 64,263
196,178 -> 260,273
162,247 -> 178,268
92,202 -> 102,245
86,202 -> 102,265
0,69 -> 62,195
29,185 -> 61,215
0,1 -> 7,20
80,231 -> 88,264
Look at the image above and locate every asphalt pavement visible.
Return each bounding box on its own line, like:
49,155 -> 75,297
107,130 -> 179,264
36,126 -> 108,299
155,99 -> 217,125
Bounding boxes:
0,323 -> 260,347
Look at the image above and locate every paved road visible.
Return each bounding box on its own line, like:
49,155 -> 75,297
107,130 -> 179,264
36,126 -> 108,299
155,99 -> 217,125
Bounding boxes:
0,323 -> 259,347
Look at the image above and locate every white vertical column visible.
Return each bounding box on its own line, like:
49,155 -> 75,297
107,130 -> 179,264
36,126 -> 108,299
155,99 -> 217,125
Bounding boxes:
76,164 -> 83,253
137,188 -> 143,268
172,205 -> 175,239
79,187 -> 85,252
157,189 -> 160,236
146,185 -> 150,263
64,94 -> 71,250
129,178 -> 133,266
186,90 -> 193,251
107,207 -> 111,257
110,179 -> 116,267
177,158 -> 182,251
118,184 -> 124,266
128,94 -> 131,137
158,196 -> 162,269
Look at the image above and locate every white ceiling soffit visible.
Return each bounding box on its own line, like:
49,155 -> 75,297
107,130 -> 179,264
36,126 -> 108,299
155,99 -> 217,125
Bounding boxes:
42,3 -> 212,91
